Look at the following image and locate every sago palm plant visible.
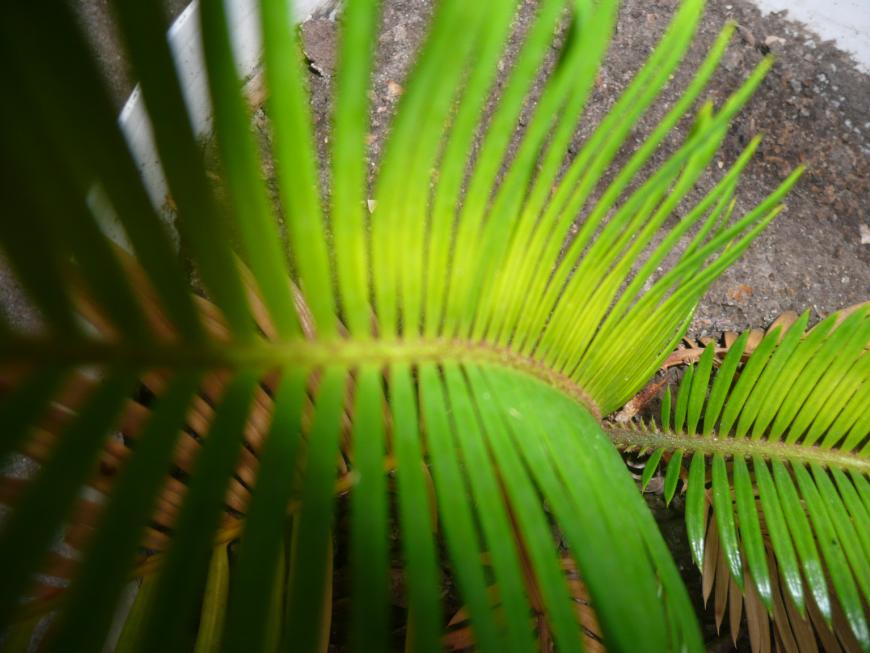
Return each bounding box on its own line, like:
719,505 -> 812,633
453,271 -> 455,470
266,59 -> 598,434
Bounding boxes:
0,0 -> 865,651
615,308 -> 869,652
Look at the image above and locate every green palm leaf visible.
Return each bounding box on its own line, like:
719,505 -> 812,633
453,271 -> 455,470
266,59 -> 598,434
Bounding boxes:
0,0 -> 804,650
618,306 -> 869,651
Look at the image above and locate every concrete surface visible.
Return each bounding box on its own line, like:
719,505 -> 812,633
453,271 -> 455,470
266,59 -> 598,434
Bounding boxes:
753,0 -> 870,73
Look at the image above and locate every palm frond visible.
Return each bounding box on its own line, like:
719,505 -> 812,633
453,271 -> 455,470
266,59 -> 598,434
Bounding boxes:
0,0 -> 804,650
613,305 -> 869,651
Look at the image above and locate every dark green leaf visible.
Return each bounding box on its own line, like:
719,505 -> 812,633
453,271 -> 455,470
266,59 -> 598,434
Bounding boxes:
711,454 -> 743,590
194,544 -> 230,653
0,369 -> 66,467
752,456 -> 804,615
419,364 -> 504,652
674,366 -> 694,433
685,452 -> 707,569
222,370 -> 307,653
113,0 -> 254,338
686,343 -> 715,433
348,366 -> 390,653
772,460 -> 832,626
809,464 -> 870,604
642,448 -> 665,490
793,463 -> 868,648
0,370 -> 137,628
442,363 -> 537,653
49,372 -> 201,652
0,1 -> 203,340
485,366 -> 671,652
664,450 -> 684,505
732,456 -> 771,610
284,368 -> 346,652
465,364 -> 582,653
139,372 -> 258,653
717,326 -> 781,435
661,387 -> 672,431
390,363 -> 442,653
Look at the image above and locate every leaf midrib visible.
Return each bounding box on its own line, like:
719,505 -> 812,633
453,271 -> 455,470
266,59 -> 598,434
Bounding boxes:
1,335 -> 601,418
10,336 -> 863,472
605,425 -> 868,474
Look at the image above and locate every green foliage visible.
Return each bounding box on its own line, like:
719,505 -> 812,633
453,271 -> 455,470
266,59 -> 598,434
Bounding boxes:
0,0 -> 844,651
625,307 -> 869,650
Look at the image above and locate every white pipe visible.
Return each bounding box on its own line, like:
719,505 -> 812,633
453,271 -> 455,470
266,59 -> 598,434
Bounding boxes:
111,0 -> 331,247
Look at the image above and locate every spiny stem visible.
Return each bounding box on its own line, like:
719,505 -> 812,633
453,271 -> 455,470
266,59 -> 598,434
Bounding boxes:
604,425 -> 868,474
